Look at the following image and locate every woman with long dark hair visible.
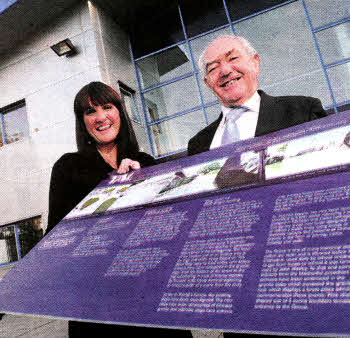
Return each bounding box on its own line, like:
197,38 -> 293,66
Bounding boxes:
47,81 -> 155,233
47,82 -> 192,337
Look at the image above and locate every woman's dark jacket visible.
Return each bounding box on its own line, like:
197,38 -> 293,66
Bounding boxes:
47,147 -> 155,234
46,148 -> 193,337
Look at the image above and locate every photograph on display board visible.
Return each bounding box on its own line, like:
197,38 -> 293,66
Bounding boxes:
214,150 -> 260,189
65,114 -> 350,221
66,157 -> 229,219
265,125 -> 350,179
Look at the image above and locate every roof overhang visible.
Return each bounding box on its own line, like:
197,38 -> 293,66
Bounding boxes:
0,0 -> 178,55
0,0 -> 81,54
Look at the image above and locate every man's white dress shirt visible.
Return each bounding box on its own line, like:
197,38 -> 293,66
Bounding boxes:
210,91 -> 261,150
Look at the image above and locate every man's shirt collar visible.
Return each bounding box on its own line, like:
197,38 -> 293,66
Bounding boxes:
221,91 -> 261,119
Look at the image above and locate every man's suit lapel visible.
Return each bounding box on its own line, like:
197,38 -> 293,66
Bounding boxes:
208,114 -> 222,140
201,114 -> 222,152
255,90 -> 280,137
188,113 -> 222,155
208,90 -> 279,146
206,90 -> 281,147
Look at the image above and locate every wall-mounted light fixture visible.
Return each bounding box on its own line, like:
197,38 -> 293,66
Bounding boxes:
50,39 -> 77,57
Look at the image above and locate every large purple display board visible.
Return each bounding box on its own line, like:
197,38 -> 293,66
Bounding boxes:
1,112 -> 350,335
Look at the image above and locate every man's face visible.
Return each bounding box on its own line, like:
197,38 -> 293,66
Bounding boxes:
204,37 -> 260,107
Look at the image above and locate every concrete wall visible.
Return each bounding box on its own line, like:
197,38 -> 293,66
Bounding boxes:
88,2 -> 151,153
0,1 -> 147,231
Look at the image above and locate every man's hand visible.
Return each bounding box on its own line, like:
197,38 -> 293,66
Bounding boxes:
117,158 -> 141,174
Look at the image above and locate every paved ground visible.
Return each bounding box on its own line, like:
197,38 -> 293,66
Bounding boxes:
0,314 -> 68,337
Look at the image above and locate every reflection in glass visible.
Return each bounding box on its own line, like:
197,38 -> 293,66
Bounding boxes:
0,121 -> 3,147
316,21 -> 350,65
0,217 -> 43,265
226,0 -> 288,22
144,76 -> 201,121
3,105 -> 29,145
304,0 -> 350,28
181,0 -> 228,38
130,4 -> 184,58
120,84 -> 140,122
338,102 -> 350,113
261,69 -> 333,108
0,226 -> 18,264
137,44 -> 192,88
18,216 -> 43,258
150,109 -> 207,156
327,62 -> 350,103
199,79 -> 218,104
205,104 -> 221,124
235,1 -> 320,85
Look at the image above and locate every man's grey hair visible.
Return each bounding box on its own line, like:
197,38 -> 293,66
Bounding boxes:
198,35 -> 257,75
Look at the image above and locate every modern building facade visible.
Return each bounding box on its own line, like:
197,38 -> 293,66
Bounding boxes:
0,0 -> 349,268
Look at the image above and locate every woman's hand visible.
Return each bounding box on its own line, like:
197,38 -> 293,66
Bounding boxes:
117,158 -> 141,174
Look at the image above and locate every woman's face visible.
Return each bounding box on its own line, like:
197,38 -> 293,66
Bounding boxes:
83,100 -> 121,146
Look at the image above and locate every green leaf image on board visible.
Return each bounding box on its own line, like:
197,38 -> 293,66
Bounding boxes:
118,186 -> 129,192
199,162 -> 222,175
80,197 -> 99,210
103,187 -> 116,193
93,198 -> 117,213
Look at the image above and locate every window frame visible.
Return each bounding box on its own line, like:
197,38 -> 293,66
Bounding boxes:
0,99 -> 28,147
130,0 -> 350,159
118,81 -> 142,124
0,216 -> 43,267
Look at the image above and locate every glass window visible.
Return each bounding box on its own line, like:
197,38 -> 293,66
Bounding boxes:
136,44 -> 192,89
234,1 -> 327,98
130,4 -> 184,59
119,82 -> 141,122
338,102 -> 350,113
198,78 -> 219,105
0,121 -> 3,147
206,104 -> 222,124
181,0 -> 228,37
304,0 -> 350,28
17,216 -> 43,258
143,76 -> 201,121
327,62 -> 350,103
150,109 -> 207,156
316,21 -> 350,65
262,69 -> 333,108
130,0 -> 348,158
1,101 -> 29,146
226,0 -> 290,22
0,226 -> 18,264
0,216 -> 43,265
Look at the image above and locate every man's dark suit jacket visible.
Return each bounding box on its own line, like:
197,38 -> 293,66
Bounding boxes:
188,90 -> 328,156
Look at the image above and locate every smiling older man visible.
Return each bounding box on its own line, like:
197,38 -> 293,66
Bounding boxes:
188,35 -> 327,156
